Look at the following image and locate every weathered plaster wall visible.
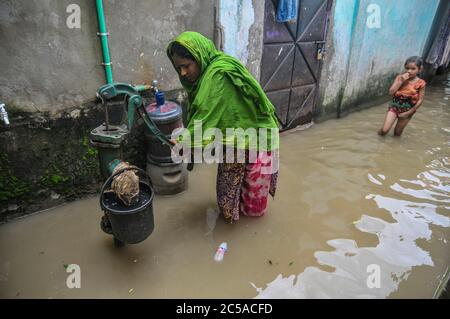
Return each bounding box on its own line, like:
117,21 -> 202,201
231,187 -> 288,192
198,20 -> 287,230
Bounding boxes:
0,0 -> 268,221
219,0 -> 265,80
315,0 -> 359,121
0,0 -> 214,114
0,0 -> 214,220
315,0 -> 440,121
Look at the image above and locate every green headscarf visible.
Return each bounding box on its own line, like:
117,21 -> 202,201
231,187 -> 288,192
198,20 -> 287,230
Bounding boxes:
167,31 -> 279,151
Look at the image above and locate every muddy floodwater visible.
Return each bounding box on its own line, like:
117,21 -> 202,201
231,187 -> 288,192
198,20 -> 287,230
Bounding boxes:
0,75 -> 449,298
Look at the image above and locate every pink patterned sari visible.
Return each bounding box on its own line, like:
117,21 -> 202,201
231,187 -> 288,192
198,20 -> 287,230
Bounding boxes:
217,150 -> 278,222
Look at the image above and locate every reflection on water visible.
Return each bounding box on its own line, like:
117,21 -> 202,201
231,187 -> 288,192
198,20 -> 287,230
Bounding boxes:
253,75 -> 450,299
0,75 -> 448,298
255,158 -> 450,298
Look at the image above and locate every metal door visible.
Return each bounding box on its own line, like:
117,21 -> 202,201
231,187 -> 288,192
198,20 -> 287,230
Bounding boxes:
261,0 -> 331,130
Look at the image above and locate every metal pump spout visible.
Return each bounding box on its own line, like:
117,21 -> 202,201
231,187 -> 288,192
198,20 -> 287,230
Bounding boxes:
0,103 -> 9,125
150,80 -> 159,94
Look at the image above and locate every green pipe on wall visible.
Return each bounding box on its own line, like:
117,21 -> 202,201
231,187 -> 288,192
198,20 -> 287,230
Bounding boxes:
96,0 -> 113,84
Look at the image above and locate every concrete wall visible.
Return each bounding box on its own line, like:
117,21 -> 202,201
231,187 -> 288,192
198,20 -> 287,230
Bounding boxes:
0,0 -> 215,114
219,0 -> 265,80
315,0 -> 440,121
0,0 -> 215,221
0,0 -> 266,221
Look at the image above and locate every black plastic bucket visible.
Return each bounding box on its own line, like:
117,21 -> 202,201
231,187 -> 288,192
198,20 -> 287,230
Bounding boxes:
100,166 -> 154,244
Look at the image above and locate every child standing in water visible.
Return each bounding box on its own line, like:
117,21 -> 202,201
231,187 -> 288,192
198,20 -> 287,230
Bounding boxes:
378,56 -> 426,137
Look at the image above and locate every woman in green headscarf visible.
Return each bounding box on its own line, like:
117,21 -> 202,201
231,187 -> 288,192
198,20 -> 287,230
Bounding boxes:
167,31 -> 279,222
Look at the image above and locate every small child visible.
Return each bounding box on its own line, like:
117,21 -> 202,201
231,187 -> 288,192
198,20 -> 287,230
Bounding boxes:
378,56 -> 426,137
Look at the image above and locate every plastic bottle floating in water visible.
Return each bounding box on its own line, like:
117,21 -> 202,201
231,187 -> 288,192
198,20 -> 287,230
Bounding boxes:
214,242 -> 228,262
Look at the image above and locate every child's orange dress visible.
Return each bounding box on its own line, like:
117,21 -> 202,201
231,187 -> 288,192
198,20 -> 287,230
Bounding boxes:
389,78 -> 426,117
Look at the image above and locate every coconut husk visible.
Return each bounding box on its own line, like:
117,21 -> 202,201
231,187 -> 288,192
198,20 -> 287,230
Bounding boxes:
107,162 -> 140,206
